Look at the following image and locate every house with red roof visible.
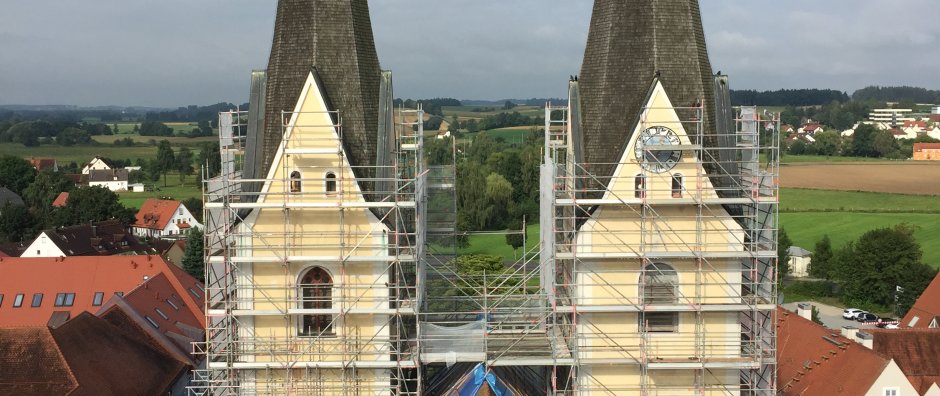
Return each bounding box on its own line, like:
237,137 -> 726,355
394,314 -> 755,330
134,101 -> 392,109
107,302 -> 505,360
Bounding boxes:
132,198 -> 203,239
777,307 -> 917,395
869,329 -> 940,395
0,255 -> 204,329
51,191 -> 69,207
913,143 -> 940,161
28,157 -> 58,172
799,123 -> 824,135
901,272 -> 940,328
0,312 -> 189,395
80,156 -> 114,175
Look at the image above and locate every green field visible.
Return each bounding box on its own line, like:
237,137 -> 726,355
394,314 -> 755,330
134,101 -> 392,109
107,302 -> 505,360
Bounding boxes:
461,126 -> 535,143
92,133 -> 216,146
459,224 -> 540,261
780,188 -> 940,212
0,143 -> 160,164
780,154 -> 898,164
779,188 -> 940,267
442,105 -> 543,119
118,172 -> 201,209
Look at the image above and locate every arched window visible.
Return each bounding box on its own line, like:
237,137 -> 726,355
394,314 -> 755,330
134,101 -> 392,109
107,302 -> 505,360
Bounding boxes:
299,267 -> 333,336
634,174 -> 646,198
290,171 -> 302,193
671,174 -> 683,198
325,172 -> 337,195
641,262 -> 679,332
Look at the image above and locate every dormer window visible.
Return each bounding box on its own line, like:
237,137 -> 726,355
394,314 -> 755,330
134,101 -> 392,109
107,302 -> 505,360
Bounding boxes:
325,172 -> 337,195
290,171 -> 302,193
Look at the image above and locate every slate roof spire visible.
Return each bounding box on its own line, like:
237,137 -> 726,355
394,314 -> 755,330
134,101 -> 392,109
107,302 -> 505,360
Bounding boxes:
578,0 -> 716,183
261,0 -> 381,181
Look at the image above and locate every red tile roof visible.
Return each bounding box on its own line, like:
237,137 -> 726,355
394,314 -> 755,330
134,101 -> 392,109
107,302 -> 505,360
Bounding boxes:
904,120 -> 928,129
51,192 -> 69,207
914,143 -> 940,152
870,329 -> 940,395
0,255 -> 204,328
929,114 -> 940,123
902,272 -> 940,328
133,198 -> 182,230
29,157 -> 57,172
99,272 -> 204,364
777,307 -> 889,395
0,327 -> 77,394
0,313 -> 188,395
33,220 -> 152,256
802,123 -> 822,132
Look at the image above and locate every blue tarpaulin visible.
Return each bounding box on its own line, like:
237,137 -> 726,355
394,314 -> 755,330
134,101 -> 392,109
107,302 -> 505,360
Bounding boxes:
456,363 -> 512,396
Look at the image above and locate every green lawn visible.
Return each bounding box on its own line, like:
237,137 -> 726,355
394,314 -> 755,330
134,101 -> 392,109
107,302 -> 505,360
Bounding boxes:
92,133 -> 216,146
459,224 -> 540,261
460,126 -> 536,144
118,173 -> 201,209
442,105 -> 544,119
781,154 -> 899,164
781,188 -> 940,213
1,143 -> 160,164
781,212 -> 940,268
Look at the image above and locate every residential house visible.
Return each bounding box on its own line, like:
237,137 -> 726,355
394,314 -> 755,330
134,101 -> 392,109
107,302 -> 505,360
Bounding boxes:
787,246 -> 812,278
152,239 -> 187,268
903,120 -> 928,136
913,143 -> 940,161
51,191 -> 69,207
777,307 -> 918,395
132,199 -> 202,239
20,220 -> 153,257
901,271 -> 940,328
0,312 -> 189,395
81,156 -> 114,174
29,157 -> 58,172
780,124 -> 795,134
0,255 -> 204,329
799,122 -> 824,135
88,168 -> 129,191
869,329 -> 940,395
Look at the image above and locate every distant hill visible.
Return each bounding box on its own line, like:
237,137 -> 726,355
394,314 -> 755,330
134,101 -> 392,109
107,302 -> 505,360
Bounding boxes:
851,86 -> 940,104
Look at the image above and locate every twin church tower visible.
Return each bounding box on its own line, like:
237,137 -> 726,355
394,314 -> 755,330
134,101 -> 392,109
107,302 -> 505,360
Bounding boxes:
195,1 -> 779,395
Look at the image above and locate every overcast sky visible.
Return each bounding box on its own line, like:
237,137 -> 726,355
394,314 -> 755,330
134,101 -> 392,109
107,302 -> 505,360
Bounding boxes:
1,0 -> 938,107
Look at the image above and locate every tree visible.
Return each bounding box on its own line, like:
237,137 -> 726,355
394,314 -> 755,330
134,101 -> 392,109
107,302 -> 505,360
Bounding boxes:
812,131 -> 841,156
505,218 -> 525,254
810,235 -> 833,279
57,127 -> 91,146
0,203 -> 37,243
831,224 -> 936,313
182,197 -> 203,223
197,142 -> 221,179
872,129 -> 901,159
778,228 -> 793,280
23,171 -> 74,228
54,186 -> 135,226
0,156 -> 37,195
503,100 -> 517,110
848,124 -> 878,157
181,227 -> 205,280
788,139 -> 807,155
156,140 -> 175,187
177,147 -> 194,184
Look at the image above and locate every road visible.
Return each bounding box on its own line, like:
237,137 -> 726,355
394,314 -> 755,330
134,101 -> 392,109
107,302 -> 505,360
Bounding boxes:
781,301 -> 882,331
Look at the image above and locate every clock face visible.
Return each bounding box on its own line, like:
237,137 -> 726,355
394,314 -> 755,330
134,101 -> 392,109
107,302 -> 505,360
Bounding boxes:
634,126 -> 681,173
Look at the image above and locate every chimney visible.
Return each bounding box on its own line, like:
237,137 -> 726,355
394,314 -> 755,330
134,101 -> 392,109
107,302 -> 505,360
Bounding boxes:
841,325 -> 859,340
856,331 -> 874,349
797,303 -> 813,320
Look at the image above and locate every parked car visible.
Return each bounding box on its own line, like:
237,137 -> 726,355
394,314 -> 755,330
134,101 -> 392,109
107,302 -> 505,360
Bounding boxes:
884,323 -> 900,329
876,318 -> 898,328
856,313 -> 878,322
852,311 -> 870,320
843,308 -> 863,319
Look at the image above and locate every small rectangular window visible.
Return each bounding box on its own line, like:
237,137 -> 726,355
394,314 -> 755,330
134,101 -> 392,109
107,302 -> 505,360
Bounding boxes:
13,294 -> 24,308
145,316 -> 159,329
54,293 -> 66,307
188,288 -> 200,298
115,292 -> 124,297
0,294 -> 3,307
31,293 -> 43,308
165,298 -> 180,311
641,312 -> 678,333
92,292 -> 104,306
155,308 -> 169,320
63,293 -> 75,307
884,388 -> 899,396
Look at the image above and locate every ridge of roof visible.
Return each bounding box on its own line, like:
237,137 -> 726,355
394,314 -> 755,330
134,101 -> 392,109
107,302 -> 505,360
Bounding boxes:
901,272 -> 940,328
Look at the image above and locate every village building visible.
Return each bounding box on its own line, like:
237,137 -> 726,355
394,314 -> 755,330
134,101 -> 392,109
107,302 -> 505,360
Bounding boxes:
869,329 -> 940,395
19,220 -> 153,258
902,272 -> 940,328
132,198 -> 202,239
88,168 -> 129,191
29,157 -> 58,172
913,143 -> 940,161
81,156 -> 114,174
777,307 -> 918,395
787,246 -> 812,278
0,187 -> 25,210
51,191 -> 69,207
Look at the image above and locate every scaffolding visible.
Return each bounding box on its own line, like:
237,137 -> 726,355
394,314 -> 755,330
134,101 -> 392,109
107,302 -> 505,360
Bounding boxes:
541,93 -> 779,395
190,106 -> 426,395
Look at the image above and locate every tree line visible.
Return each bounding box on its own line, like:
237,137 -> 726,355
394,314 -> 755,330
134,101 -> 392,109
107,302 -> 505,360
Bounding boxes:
0,120 -> 114,147
731,85 -> 940,107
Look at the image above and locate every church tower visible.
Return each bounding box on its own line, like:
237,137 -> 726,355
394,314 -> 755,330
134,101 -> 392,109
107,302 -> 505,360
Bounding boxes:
542,0 -> 779,394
